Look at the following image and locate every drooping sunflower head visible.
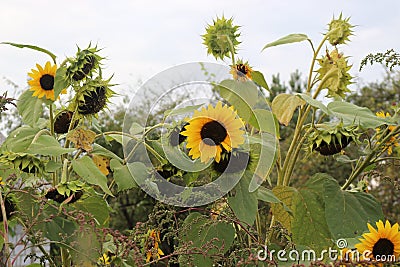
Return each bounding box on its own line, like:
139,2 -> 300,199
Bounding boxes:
54,110 -> 79,134
28,61 -> 58,100
317,48 -> 353,98
0,151 -> 47,175
355,220 -> 400,262
307,122 -> 360,156
230,59 -> 253,81
202,16 -> 241,60
375,111 -> 399,155
180,101 -> 245,163
326,13 -> 354,46
66,43 -> 103,82
70,76 -> 115,118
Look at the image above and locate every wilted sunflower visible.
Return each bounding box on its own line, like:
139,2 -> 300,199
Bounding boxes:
375,111 -> 399,155
28,61 -> 66,100
181,101 -> 245,163
70,76 -> 115,117
230,60 -> 253,81
355,220 -> 400,262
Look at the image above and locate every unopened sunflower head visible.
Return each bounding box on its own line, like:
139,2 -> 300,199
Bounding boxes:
230,59 -> 253,81
0,151 -> 47,175
202,16 -> 241,60
375,111 -> 399,155
317,48 -> 353,98
326,13 -> 354,46
66,43 -> 103,82
307,122 -> 360,156
70,76 -> 115,118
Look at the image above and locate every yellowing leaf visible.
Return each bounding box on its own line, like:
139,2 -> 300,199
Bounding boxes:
67,127 -> 96,152
272,93 -> 305,126
92,154 -> 110,176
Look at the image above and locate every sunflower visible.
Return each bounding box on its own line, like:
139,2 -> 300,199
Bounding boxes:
180,101 -> 245,163
145,229 -> 164,263
355,220 -> 400,262
28,61 -> 58,100
376,111 -> 399,155
230,60 -> 253,81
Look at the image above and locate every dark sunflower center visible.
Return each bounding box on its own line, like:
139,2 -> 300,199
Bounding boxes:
236,64 -> 248,75
200,120 -> 227,146
39,74 -> 54,91
372,238 -> 394,258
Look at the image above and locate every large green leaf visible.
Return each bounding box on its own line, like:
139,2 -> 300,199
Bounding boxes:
15,190 -> 76,242
179,212 -> 235,266
256,186 -> 281,203
74,195 -> 110,226
297,93 -> 331,115
248,109 -> 277,134
228,171 -> 258,225
1,42 -> 57,62
53,66 -> 68,101
110,159 -> 138,192
262,34 -> 309,51
0,125 -> 40,153
17,89 -> 43,127
216,79 -> 258,122
327,101 -> 391,128
291,179 -> 333,251
324,178 -> 384,239
272,93 -> 305,126
72,156 -> 113,196
271,186 -> 297,232
27,135 -> 75,156
248,134 -> 277,190
92,143 -> 123,163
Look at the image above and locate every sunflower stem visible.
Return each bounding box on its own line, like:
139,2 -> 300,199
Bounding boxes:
342,126 -> 399,189
0,192 -> 11,267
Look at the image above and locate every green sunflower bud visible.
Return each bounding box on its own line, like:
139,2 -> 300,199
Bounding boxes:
317,48 -> 353,98
202,16 -> 241,60
326,13 -> 354,46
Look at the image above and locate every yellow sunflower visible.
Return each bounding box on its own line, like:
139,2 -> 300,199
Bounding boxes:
230,60 -> 253,81
145,229 -> 164,263
180,101 -> 245,163
376,111 -> 399,155
28,61 -> 59,100
355,220 -> 400,262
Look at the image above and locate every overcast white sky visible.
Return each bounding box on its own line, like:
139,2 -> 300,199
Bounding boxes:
1,0 -> 399,99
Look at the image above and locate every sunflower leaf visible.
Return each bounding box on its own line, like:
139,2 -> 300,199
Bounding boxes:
1,42 -> 57,63
262,33 -> 309,51
53,66 -> 68,100
228,171 -> 258,225
272,93 -> 305,126
72,156 -> 113,196
251,70 -> 271,92
323,176 -> 384,239
17,89 -> 43,127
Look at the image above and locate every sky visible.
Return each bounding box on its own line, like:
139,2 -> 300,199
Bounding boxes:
1,0 -> 399,100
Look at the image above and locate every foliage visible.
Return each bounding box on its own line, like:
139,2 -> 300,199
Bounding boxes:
0,13 -> 399,267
